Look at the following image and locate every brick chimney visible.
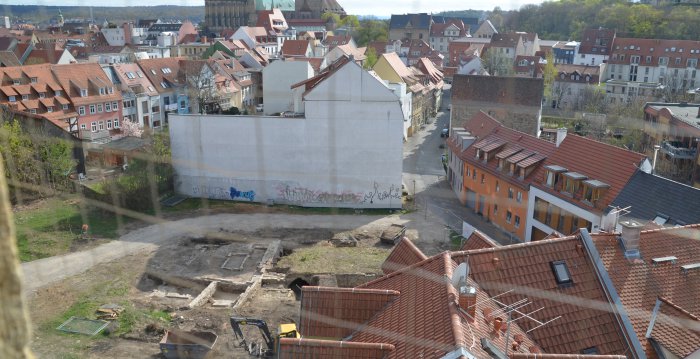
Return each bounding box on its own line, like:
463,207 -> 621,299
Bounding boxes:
556,127 -> 567,147
458,285 -> 477,321
619,220 -> 643,259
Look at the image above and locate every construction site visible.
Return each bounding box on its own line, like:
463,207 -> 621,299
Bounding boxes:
26,212 -> 438,359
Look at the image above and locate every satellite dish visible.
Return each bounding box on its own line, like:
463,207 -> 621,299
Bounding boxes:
451,262 -> 470,289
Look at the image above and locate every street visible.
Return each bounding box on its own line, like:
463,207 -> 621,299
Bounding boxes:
402,85 -> 514,245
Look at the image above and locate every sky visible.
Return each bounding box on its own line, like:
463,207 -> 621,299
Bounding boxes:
7,0 -> 546,17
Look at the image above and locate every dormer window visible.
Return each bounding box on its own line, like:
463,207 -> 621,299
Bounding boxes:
31,77 -> 37,83
22,94 -> 29,101
81,89 -> 88,97
545,165 -> 567,188
39,92 -> 45,98
562,172 -> 587,195
13,80 -> 20,85
108,87 -> 114,94
151,69 -> 157,75
582,179 -> 610,205
55,90 -> 62,96
8,96 -> 15,102
99,87 -> 106,95
47,106 -> 53,112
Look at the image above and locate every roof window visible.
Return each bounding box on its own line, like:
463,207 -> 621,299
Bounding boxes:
651,256 -> 677,265
551,261 -> 573,286
151,69 -> 157,75
653,214 -> 669,225
681,263 -> 700,274
582,347 -> 599,355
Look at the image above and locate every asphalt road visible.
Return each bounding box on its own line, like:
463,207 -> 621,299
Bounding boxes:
402,86 -> 513,245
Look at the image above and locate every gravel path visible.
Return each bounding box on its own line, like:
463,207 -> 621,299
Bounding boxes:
21,213 -> 393,294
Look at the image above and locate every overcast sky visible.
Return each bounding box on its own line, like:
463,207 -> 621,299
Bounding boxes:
7,0 -> 543,16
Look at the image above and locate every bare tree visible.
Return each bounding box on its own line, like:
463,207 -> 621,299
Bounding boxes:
179,61 -> 220,115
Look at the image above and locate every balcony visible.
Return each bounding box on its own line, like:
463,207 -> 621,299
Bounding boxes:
661,141 -> 697,160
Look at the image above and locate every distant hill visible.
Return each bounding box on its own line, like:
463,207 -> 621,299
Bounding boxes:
0,5 -> 204,25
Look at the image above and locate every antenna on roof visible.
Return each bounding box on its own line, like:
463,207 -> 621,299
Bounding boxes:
607,205 -> 632,232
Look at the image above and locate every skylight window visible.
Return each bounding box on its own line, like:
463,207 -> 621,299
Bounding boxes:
653,214 -> 669,225
551,261 -> 573,286
151,69 -> 157,75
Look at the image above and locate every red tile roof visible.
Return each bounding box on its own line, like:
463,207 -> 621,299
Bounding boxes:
453,236 -> 632,355
591,225 -> 700,358
531,134 -> 647,212
299,286 -> 400,339
452,75 -> 544,107
579,28 -> 615,56
136,57 -> 184,94
381,237 -> 427,274
279,338 -> 394,358
460,230 -> 500,251
282,40 -> 311,57
510,355 -> 626,359
608,37 -> 700,69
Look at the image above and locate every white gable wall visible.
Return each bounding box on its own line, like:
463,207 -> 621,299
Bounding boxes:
170,61 -> 404,208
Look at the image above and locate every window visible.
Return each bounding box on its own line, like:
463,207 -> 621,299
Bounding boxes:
582,347 -> 599,355
137,71 -> 143,78
107,119 -> 112,129
62,104 -> 69,110
515,215 -> 520,228
506,211 -> 512,223
105,102 -> 111,112
98,121 -> 104,130
494,204 -> 498,215
659,57 -> 668,66
31,77 -> 37,83
39,92 -> 45,98
688,58 -> 698,68
108,87 -> 114,94
162,67 -> 172,74
8,96 -> 15,102
645,56 -> 651,63
30,109 -> 36,114
91,121 -> 97,132
481,174 -> 485,184
472,169 -> 477,180
90,105 -> 96,114
13,80 -> 20,85
80,124 -> 86,130
112,102 -> 118,110
495,181 -> 500,192
47,106 -> 53,112
516,191 -> 522,203
508,187 -> 514,199
79,106 -> 85,115
81,89 -> 88,97
551,261 -> 573,285
22,94 -> 28,101
148,86 -> 155,92
676,57 -> 682,65
151,69 -> 157,75
99,87 -> 106,95
97,104 -> 103,113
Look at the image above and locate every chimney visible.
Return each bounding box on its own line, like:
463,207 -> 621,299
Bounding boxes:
619,220 -> 643,259
458,285 -> 477,321
555,127 -> 567,147
493,317 -> 504,335
202,36 -> 208,44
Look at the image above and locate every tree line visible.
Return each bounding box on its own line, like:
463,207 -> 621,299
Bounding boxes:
490,0 -> 700,41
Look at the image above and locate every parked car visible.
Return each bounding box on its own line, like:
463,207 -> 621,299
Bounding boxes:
441,128 -> 449,137
255,104 -> 264,112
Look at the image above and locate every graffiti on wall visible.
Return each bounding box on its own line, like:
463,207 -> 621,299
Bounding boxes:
277,185 -> 363,204
230,187 -> 256,201
361,182 -> 402,204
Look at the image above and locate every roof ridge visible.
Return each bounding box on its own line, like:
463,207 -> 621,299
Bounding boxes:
357,251 -> 448,288
453,235 -> 579,256
302,286 -> 400,296
640,223 -> 700,235
444,252 -> 466,349
658,297 -> 700,321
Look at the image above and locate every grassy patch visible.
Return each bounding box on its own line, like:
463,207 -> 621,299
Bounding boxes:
14,197 -> 123,262
162,197 -> 241,212
449,230 -> 466,250
277,246 -> 390,274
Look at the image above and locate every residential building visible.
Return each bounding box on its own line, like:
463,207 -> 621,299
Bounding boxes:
603,38 -> 700,104
261,59 -> 314,114
137,57 -> 189,124
324,43 -> 365,66
143,21 -> 198,47
641,102 -> 700,185
169,56 -> 404,208
489,32 -> 527,61
51,63 -> 124,141
414,57 -> 444,117
513,55 -> 544,78
101,23 -> 129,47
428,19 -> 468,57
471,19 -> 497,39
552,40 -> 579,64
396,38 -> 444,68
388,13 -> 432,41
449,112 -> 557,241
280,39 -> 314,58
448,40 -> 487,74
0,64 -> 79,135
102,63 -> 161,129
202,40 -> 248,59
527,131 -> 650,241
373,52 -> 426,137
575,28 -> 614,66
548,63 -> 601,109
451,74 -> 544,136
322,35 -> 354,50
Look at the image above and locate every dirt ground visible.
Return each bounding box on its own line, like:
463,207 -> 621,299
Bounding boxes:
26,221 -> 413,359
